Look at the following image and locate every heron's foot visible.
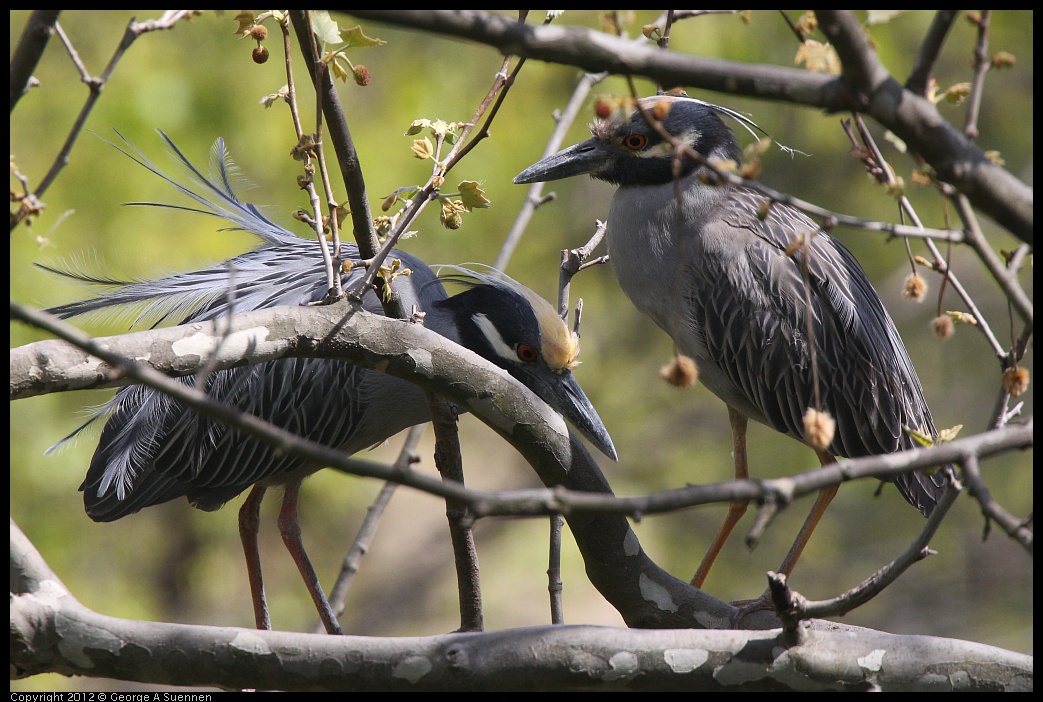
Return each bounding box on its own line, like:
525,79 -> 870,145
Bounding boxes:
731,592 -> 773,612
728,590 -> 780,628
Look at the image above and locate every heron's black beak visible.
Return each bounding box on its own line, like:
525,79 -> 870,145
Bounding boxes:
513,367 -> 617,462
513,138 -> 605,184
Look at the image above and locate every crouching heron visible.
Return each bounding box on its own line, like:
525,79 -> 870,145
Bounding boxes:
47,132 -> 616,634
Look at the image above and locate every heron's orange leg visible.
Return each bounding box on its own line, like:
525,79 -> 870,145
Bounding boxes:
238,484 -> 270,630
691,406 -> 749,588
732,452 -> 841,617
278,479 -> 344,635
774,451 -> 839,578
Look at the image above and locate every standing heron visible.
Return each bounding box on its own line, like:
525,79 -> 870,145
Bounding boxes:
47,132 -> 616,634
514,95 -> 948,590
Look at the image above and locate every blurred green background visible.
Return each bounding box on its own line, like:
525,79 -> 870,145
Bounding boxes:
11,10 -> 1032,691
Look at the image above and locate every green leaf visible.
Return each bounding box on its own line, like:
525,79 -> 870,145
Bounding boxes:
903,425 -> 935,448
340,25 -> 386,48
329,54 -> 350,82
411,137 -> 434,160
310,10 -> 342,45
259,85 -> 290,109
458,181 -> 491,211
405,119 -> 430,136
233,10 -> 256,36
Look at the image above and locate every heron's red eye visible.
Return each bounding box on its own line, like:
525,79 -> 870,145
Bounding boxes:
622,134 -> 648,151
516,344 -> 538,363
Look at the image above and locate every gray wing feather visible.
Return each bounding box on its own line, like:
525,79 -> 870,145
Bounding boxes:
688,187 -> 945,513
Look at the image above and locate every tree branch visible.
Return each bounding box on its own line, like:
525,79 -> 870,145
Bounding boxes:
345,10 -> 1031,244
11,519 -> 1031,691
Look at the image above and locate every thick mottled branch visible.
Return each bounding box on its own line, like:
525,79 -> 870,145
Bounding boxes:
11,520 -> 1032,691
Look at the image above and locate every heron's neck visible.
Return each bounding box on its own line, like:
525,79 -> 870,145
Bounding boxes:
605,177 -> 728,327
412,303 -> 457,346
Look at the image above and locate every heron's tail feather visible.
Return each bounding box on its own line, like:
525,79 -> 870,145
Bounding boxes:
108,129 -> 297,247
39,263 -> 231,328
894,463 -> 953,517
38,132 -> 357,327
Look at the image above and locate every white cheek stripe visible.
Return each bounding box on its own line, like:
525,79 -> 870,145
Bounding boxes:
472,313 -> 517,364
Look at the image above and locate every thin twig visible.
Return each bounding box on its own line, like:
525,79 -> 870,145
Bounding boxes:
12,11 -> 193,231
320,425 -> 427,633
494,70 -> 608,272
794,473 -> 961,619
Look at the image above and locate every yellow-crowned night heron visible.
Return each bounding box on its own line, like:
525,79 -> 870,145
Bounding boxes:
47,132 -> 616,634
514,95 -> 948,589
